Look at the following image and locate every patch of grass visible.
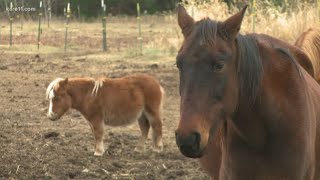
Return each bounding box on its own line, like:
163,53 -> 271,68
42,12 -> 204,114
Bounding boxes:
0,44 -> 62,54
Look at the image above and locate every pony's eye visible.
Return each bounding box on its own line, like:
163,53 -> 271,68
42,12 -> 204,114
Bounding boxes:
54,96 -> 59,101
212,63 -> 224,72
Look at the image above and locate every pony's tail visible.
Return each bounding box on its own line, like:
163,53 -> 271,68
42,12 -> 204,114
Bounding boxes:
159,85 -> 166,117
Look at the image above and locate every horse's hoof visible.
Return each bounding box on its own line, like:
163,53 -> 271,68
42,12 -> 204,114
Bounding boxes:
134,146 -> 145,152
152,146 -> 163,153
94,151 -> 104,156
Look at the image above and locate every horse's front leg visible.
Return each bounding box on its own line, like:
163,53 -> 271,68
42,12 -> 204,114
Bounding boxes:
89,116 -> 105,156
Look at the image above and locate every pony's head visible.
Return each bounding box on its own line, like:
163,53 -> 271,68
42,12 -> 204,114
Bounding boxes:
46,78 -> 72,121
175,5 -> 250,158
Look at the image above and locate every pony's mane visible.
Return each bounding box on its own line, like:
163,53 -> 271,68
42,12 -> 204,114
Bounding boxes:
91,79 -> 104,96
193,18 -> 263,106
46,78 -> 105,98
46,78 -> 64,99
296,28 -> 320,76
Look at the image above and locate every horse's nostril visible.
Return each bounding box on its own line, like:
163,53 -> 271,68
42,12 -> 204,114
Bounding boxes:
176,131 -> 203,158
176,131 -> 201,148
193,132 -> 201,146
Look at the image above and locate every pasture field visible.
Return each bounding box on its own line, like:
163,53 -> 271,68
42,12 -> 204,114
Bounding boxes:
0,2 -> 319,179
0,16 -> 210,179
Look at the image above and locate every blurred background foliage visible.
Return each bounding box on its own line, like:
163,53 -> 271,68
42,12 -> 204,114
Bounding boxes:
0,0 -> 317,18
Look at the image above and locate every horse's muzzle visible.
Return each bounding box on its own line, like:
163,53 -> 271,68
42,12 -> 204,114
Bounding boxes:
47,112 -> 58,121
175,131 -> 203,158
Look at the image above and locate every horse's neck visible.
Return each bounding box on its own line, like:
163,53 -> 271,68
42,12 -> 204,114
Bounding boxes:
226,102 -> 267,150
67,79 -> 94,111
226,40 -> 307,151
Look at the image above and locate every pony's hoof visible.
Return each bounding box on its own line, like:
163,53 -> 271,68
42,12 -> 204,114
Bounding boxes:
134,146 -> 145,152
152,146 -> 163,153
94,150 -> 105,156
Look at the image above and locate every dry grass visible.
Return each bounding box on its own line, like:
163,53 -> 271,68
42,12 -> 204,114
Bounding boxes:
0,15 -> 181,56
0,2 -> 319,56
182,1 -> 320,43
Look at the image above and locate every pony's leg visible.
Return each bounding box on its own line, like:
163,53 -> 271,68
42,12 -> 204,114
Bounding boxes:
134,113 -> 150,152
90,117 -> 105,156
145,110 -> 163,152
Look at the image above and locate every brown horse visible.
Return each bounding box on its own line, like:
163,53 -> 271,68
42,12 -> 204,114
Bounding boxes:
295,27 -> 320,83
175,5 -> 320,179
46,74 -> 164,156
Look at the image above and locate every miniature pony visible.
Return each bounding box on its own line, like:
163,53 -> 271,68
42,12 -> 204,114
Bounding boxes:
46,74 -> 164,156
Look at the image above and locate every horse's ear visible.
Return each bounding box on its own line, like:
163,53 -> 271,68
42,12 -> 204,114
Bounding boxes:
221,5 -> 248,40
60,78 -> 68,88
177,4 -> 195,38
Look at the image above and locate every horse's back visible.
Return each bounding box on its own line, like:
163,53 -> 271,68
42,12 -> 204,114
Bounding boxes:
253,33 -> 315,78
99,74 -> 164,126
295,27 -> 320,83
124,74 -> 164,108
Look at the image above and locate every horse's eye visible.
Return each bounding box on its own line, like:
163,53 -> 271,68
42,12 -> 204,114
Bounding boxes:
176,58 -> 183,69
54,96 -> 59,101
212,63 -> 224,72
176,61 -> 181,69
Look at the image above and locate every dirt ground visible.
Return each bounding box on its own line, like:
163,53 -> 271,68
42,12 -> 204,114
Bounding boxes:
0,50 -> 209,179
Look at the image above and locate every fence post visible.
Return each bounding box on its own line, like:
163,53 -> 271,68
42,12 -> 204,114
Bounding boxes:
101,0 -> 107,51
77,1 -> 81,20
20,0 -> 24,30
65,1 -> 70,53
137,3 -> 142,55
9,2 -> 13,47
37,1 -> 42,50
48,0 -> 52,27
251,0 -> 256,33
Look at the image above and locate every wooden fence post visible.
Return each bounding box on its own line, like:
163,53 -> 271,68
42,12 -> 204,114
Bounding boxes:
137,2 -> 142,55
101,0 -> 107,51
65,1 -> 70,53
251,0 -> 256,33
37,1 -> 42,49
9,2 -> 13,47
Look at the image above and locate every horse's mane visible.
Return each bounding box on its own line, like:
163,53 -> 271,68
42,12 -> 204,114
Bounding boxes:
46,78 -> 64,99
236,35 -> 263,106
46,77 -> 105,98
295,28 -> 320,78
194,18 -> 263,106
275,47 -> 302,76
195,18 -> 218,46
91,79 -> 104,96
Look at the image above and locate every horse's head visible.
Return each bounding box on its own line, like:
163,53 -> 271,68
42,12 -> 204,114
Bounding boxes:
175,5 -> 248,158
46,78 -> 72,121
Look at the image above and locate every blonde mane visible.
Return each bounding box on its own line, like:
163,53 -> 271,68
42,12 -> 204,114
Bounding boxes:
46,78 -> 64,99
46,77 -> 104,98
91,78 -> 105,96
